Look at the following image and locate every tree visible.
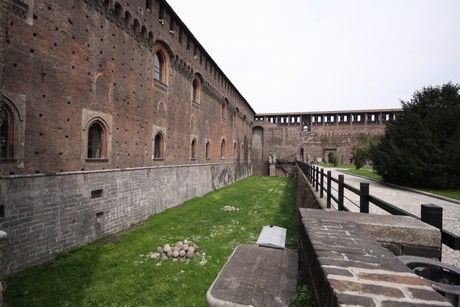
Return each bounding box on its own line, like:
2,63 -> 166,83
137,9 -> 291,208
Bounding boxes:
370,83 -> 460,188
327,151 -> 338,166
351,144 -> 368,169
351,133 -> 377,169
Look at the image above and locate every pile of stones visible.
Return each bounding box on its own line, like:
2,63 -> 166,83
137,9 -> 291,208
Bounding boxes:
221,205 -> 239,212
149,240 -> 199,262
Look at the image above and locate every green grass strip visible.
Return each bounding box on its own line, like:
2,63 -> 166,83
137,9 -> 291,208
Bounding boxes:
4,176 -> 298,307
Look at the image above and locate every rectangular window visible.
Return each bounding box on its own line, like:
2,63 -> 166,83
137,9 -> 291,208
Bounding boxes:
91,189 -> 103,199
0,205 -> 4,218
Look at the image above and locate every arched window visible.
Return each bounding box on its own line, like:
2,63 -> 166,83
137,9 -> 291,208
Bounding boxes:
220,139 -> 226,160
192,77 -> 201,104
190,138 -> 197,160
205,141 -> 211,160
0,105 -> 13,159
233,142 -> 237,159
154,50 -> 167,84
153,132 -> 165,159
87,122 -> 104,159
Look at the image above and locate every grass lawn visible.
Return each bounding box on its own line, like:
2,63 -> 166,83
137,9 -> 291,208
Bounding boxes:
3,176 -> 298,307
419,188 -> 460,201
343,168 -> 383,182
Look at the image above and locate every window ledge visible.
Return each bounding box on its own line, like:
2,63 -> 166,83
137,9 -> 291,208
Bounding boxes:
192,101 -> 200,109
154,79 -> 168,93
153,158 -> 165,161
85,158 -> 109,163
0,159 -> 17,163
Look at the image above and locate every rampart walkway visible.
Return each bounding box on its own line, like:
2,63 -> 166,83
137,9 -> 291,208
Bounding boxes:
327,168 -> 460,267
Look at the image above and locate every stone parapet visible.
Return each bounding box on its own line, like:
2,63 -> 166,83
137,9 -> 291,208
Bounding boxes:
301,209 -> 442,259
298,208 -> 451,306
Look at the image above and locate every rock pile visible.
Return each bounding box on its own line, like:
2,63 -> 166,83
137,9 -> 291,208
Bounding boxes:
149,240 -> 200,262
221,205 -> 239,212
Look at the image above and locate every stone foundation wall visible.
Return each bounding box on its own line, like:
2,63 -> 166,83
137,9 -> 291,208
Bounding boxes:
0,162 -> 251,275
298,209 -> 450,306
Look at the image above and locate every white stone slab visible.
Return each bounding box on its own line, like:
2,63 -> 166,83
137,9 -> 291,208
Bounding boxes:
256,225 -> 286,249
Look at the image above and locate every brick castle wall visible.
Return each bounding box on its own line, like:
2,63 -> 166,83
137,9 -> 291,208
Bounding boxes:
252,115 -> 395,175
1,0 -> 254,175
0,0 -> 254,274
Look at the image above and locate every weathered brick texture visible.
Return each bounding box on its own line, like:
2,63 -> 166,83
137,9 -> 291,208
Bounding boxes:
1,0 -> 254,175
298,209 -> 451,306
0,162 -> 250,275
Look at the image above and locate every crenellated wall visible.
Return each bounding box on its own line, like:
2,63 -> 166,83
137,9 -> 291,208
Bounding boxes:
1,0 -> 254,175
252,109 -> 401,175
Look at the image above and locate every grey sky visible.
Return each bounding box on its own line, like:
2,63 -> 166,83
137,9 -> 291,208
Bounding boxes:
167,0 -> 460,114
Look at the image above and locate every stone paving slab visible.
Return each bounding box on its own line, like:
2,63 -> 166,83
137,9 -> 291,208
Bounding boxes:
300,209 -> 441,249
299,208 -> 452,306
206,245 -> 297,307
329,169 -> 460,267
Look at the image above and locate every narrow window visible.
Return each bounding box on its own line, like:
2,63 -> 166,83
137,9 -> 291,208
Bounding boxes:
221,139 -> 226,159
205,141 -> 210,160
146,0 -> 152,11
154,132 -> 164,159
154,52 -> 163,81
192,78 -> 200,104
191,139 -> 197,159
233,142 -> 237,159
169,16 -> 174,33
158,4 -> 164,23
88,122 -> 103,158
0,106 -> 13,159
221,101 -> 227,122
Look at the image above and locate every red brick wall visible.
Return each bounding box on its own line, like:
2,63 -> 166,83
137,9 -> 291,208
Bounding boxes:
1,0 -> 254,175
253,118 -> 391,175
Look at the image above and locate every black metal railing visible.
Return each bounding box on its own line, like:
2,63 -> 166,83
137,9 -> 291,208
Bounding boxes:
297,161 -> 460,250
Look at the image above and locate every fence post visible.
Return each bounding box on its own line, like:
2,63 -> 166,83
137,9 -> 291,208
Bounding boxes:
338,175 -> 344,211
320,168 -> 324,198
421,204 -> 443,230
315,167 -> 319,192
312,166 -> 316,186
327,171 -> 331,209
360,183 -> 369,213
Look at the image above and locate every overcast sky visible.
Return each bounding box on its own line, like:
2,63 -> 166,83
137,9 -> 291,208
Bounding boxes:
167,0 -> 460,114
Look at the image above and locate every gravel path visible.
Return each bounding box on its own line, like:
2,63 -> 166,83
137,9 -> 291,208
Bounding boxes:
322,168 -> 460,267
